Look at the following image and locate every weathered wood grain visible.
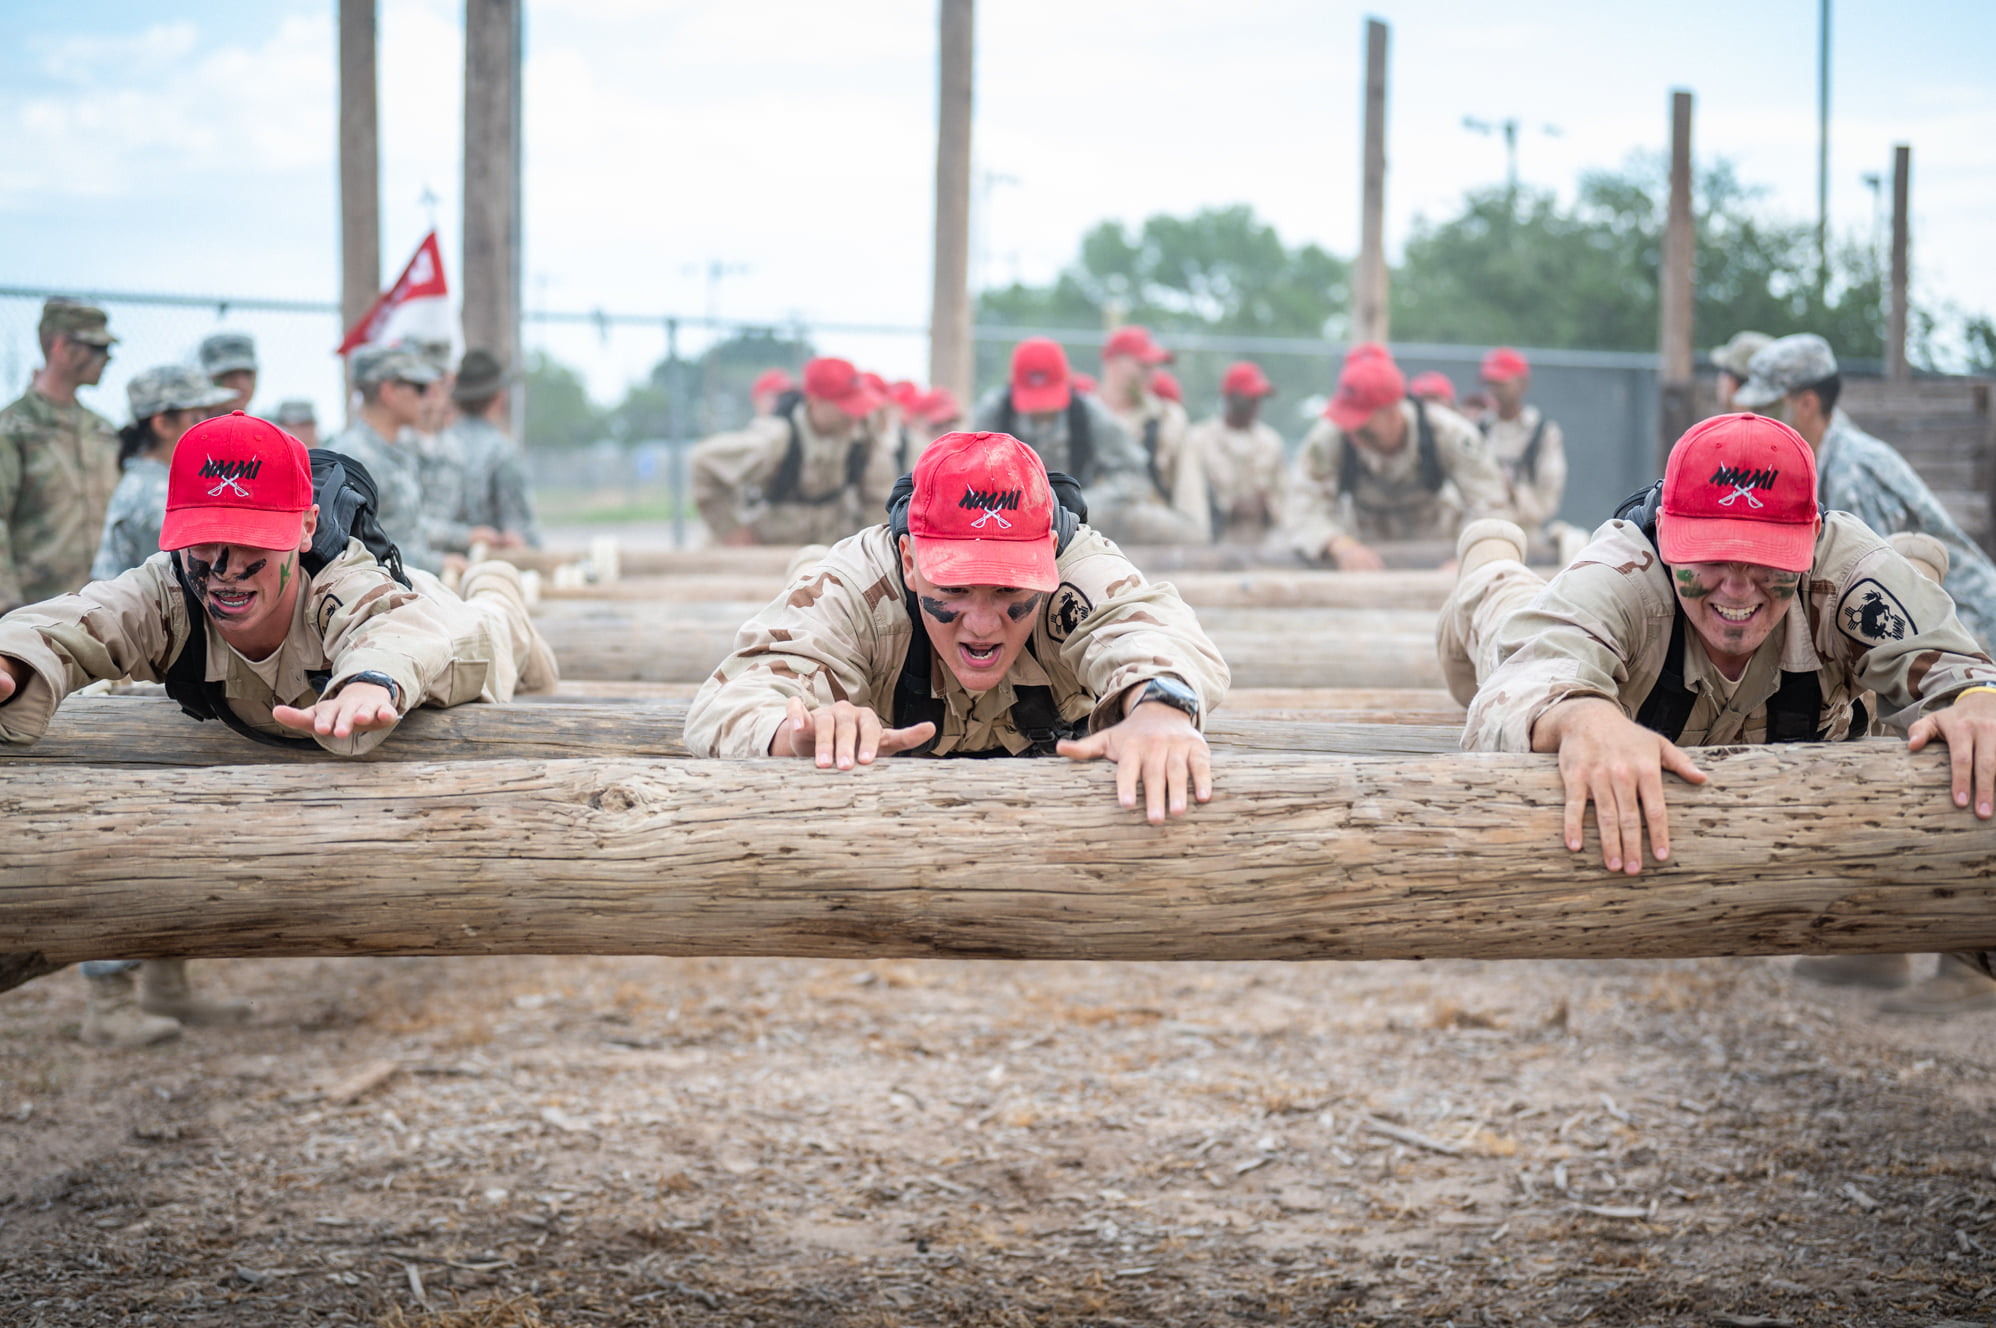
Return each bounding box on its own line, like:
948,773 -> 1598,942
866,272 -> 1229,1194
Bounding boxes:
508,540 -> 1465,578
3,743 -> 1991,966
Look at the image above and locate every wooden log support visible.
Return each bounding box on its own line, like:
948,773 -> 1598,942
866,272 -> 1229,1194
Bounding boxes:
3,744 -> 1992,967
501,541 -> 1462,578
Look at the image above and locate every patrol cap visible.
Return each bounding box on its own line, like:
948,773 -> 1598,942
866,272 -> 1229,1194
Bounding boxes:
906,431 -> 1060,593
1148,369 -> 1183,403
1009,338 -> 1072,415
1480,346 -> 1530,382
750,367 -> 796,398
1732,333 -> 1839,410
1657,413 -> 1819,573
273,399 -> 318,427
160,412 -> 315,552
1710,330 -> 1772,380
452,348 -> 510,403
1103,324 -> 1172,365
412,338 -> 456,375
40,297 -> 117,348
1222,361 -> 1275,398
198,332 -> 258,377
350,342 -> 443,387
1325,352 -> 1406,431
126,365 -> 237,422
1407,370 -> 1456,405
800,357 -> 883,419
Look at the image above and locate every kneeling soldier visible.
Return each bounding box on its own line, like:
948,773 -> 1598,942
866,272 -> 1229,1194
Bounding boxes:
686,431 -> 1230,822
0,412 -> 559,1046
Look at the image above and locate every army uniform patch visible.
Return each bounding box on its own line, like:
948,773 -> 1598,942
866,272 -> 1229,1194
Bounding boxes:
315,593 -> 344,637
1836,578 -> 1914,645
1046,582 -> 1094,642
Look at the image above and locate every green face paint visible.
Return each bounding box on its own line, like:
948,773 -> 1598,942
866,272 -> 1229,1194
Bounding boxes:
1673,566 -> 1713,599
278,556 -> 291,594
1765,570 -> 1801,600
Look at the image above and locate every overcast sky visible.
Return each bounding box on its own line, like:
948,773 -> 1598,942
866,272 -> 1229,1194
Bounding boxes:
3,0 -> 1992,420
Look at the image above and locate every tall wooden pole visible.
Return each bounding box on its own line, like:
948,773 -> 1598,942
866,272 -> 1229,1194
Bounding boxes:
463,0 -> 523,406
928,0 -> 975,410
1657,90 -> 1695,468
338,0 -> 381,398
1887,144 -> 1910,383
1816,0 -> 1832,296
1354,19 -> 1390,345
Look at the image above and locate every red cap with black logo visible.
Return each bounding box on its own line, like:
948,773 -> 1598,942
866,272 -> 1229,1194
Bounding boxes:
1658,412 -> 1819,572
801,357 -> 883,418
906,431 -> 1060,592
1009,337 -> 1072,414
160,411 -> 314,552
1222,360 -> 1275,398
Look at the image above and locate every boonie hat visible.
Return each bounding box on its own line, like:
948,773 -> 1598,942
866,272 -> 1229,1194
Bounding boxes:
127,365 -> 237,422
1148,369 -> 1182,403
1221,361 -> 1275,398
1710,330 -> 1773,380
160,412 -> 315,552
1407,370 -> 1456,405
1009,338 -> 1072,414
801,357 -> 884,419
199,332 -> 258,377
1657,413 -> 1820,573
1103,325 -> 1172,365
906,431 -> 1060,593
452,349 -> 510,403
1480,346 -> 1530,381
1325,352 -> 1407,431
350,342 -> 442,387
40,298 -> 117,348
1731,334 -> 1839,411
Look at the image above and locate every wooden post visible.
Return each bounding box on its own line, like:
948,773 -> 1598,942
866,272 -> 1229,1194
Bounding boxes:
1887,144 -> 1911,383
1657,90 -> 1696,469
462,0 -> 523,395
3,745 -> 1992,969
338,0 -> 381,348
1353,18 -> 1390,345
928,0 -> 975,410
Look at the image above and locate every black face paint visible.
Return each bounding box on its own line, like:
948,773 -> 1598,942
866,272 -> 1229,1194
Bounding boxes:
1766,570 -> 1801,600
1673,567 -> 1714,600
918,595 -> 960,625
1005,592 -> 1044,622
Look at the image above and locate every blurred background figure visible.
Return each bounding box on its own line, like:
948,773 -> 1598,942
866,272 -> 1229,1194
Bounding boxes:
1710,330 -> 1773,412
443,349 -> 540,550
1478,347 -> 1577,559
1188,360 -> 1285,545
1100,326 -> 1208,544
273,399 -> 319,448
1408,371 -> 1458,408
91,365 -> 236,582
1070,372 -> 1098,396
749,368 -> 796,418
1148,368 -> 1182,404
198,331 -> 258,415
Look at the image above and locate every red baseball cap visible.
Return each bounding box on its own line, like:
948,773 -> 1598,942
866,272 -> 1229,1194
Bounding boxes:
1657,413 -> 1820,572
750,368 -> 795,398
1481,346 -> 1530,382
801,357 -> 883,418
1149,369 -> 1183,403
890,379 -> 924,412
1009,337 -> 1072,414
1407,370 -> 1456,405
1344,341 -> 1391,365
916,387 -> 961,425
1103,324 -> 1172,365
1221,360 -> 1274,398
160,411 -> 314,551
1324,353 -> 1407,431
907,431 -> 1060,592
1070,371 -> 1098,395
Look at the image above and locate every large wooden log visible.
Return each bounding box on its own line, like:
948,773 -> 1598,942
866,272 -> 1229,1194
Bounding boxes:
506,541 -> 1466,578
3,744 -> 1992,967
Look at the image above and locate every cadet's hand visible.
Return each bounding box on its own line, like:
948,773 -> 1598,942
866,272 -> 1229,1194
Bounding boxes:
1057,702 -> 1213,825
1907,688 -> 1996,818
272,682 -> 401,740
466,526 -> 504,549
769,696 -> 935,769
1533,697 -> 1707,874
0,656 -> 21,705
1327,536 -> 1385,571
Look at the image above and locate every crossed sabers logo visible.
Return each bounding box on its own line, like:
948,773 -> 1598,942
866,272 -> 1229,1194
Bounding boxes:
1717,484 -> 1763,509
960,485 -> 1022,530
199,456 -> 261,499
1709,464 -> 1777,510
208,475 -> 252,498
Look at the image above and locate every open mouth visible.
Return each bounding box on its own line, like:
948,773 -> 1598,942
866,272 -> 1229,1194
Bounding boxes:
957,641 -> 1003,670
1710,603 -> 1759,624
208,587 -> 255,616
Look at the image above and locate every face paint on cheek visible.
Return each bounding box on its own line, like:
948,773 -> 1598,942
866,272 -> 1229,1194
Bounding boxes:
1766,571 -> 1801,600
232,559 -> 267,583
1674,567 -> 1714,599
278,556 -> 291,594
1005,592 -> 1044,623
918,595 -> 960,625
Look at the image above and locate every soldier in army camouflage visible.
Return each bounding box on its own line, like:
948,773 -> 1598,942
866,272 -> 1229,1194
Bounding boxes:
0,299 -> 122,614
273,400 -> 320,449
91,366 -> 237,581
199,332 -> 258,416
324,343 -> 447,574
438,349 -> 539,550
1709,330 -> 1771,412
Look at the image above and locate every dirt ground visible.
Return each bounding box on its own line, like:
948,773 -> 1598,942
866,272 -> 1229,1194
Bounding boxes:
3,951 -> 1994,1327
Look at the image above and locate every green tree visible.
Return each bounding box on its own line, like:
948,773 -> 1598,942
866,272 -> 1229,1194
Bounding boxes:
609,328 -> 814,440
522,351 -> 601,450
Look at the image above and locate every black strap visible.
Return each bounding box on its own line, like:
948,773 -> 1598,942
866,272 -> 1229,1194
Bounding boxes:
1519,415 -> 1549,482
1141,417 -> 1169,501
1339,399 -> 1443,509
163,553 -> 321,751
764,397 -> 867,507
995,392 -> 1095,486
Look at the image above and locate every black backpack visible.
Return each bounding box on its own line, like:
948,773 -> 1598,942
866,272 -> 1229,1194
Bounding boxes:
994,390 -> 1097,487
1611,480 -> 1858,744
882,471 -> 1089,757
163,448 -> 412,750
762,390 -> 872,506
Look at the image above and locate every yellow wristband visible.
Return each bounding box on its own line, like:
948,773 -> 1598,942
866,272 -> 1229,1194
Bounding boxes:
1955,685 -> 1996,703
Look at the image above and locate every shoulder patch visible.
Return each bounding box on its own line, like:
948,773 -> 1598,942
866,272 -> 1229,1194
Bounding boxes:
314,592 -> 344,636
1836,578 -> 1916,646
1046,582 -> 1095,643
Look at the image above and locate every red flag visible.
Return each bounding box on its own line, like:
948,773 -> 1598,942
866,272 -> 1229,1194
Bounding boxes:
336,231 -> 451,355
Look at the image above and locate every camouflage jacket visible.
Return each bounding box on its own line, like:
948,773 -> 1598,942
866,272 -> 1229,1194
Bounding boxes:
0,539 -> 504,756
1287,400 -> 1509,554
685,522 -> 1231,759
1462,511 -> 1996,753
1481,404 -> 1568,531
324,419 -> 444,574
1106,391 -> 1209,532
1188,417 -> 1286,543
1816,409 -> 1996,651
413,427 -> 474,555
0,388 -> 121,611
449,415 -> 541,546
90,455 -> 172,581
690,400 -> 900,546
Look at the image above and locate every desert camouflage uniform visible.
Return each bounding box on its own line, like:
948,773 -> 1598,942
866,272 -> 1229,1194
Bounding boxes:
691,398 -> 899,546
89,456 -> 172,581
1440,511 -> 1996,754
0,539 -> 554,756
685,521 -> 1230,759
1287,400 -> 1508,556
0,388 -> 121,611
450,414 -> 541,546
969,387 -> 1206,546
324,419 -> 445,574
1188,416 -> 1286,544
1482,404 -> 1568,531
1106,391 -> 1211,544
1815,408 -> 1996,652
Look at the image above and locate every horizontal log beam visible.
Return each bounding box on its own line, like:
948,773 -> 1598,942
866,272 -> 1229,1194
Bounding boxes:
3,744 -> 1991,967
509,540 -> 1473,578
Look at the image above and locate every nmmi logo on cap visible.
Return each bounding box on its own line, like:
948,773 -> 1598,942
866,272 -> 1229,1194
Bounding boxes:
160,412 -> 314,552
1658,413 -> 1819,572
908,432 -> 1059,591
